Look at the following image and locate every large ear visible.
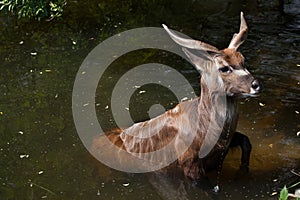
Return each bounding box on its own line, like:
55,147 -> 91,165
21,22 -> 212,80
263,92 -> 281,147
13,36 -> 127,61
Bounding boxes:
182,48 -> 213,73
162,24 -> 220,53
228,12 -> 248,50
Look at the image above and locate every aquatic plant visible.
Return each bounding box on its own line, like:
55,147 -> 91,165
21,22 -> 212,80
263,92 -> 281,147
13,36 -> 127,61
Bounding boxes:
279,182 -> 300,200
0,0 -> 66,20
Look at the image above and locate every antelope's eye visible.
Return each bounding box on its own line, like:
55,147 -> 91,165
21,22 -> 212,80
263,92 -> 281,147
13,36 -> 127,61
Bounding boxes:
219,66 -> 232,73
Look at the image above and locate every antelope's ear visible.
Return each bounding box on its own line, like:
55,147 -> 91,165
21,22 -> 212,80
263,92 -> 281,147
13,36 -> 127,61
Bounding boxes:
162,24 -> 220,53
228,12 -> 248,50
182,48 -> 213,72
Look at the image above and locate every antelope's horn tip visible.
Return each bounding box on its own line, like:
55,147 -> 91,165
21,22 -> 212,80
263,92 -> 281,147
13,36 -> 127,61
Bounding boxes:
240,12 -> 246,21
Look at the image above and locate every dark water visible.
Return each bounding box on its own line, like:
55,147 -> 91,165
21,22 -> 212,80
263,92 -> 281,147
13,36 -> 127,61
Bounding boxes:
0,0 -> 299,199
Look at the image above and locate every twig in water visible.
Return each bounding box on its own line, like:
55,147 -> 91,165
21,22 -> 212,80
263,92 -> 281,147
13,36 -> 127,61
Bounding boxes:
30,182 -> 57,196
291,170 -> 300,177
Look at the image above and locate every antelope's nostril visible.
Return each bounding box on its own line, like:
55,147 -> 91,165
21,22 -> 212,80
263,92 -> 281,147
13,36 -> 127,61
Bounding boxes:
251,79 -> 261,91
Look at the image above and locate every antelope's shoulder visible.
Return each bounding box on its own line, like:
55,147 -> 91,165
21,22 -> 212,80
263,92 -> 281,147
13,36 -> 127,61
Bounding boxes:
168,98 -> 199,115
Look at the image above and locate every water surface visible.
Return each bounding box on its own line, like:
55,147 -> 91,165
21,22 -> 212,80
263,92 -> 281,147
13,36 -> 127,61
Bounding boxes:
0,0 -> 299,199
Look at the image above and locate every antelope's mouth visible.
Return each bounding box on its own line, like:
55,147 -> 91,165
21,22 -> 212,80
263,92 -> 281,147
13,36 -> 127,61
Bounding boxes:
227,92 -> 259,98
240,87 -> 261,98
241,93 -> 260,98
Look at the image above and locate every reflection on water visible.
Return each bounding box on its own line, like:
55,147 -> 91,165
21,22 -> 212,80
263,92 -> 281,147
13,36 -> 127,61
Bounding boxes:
0,0 -> 299,199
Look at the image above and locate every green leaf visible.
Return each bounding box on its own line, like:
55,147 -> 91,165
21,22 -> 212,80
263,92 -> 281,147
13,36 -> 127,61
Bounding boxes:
0,4 -> 6,10
35,8 -> 44,15
280,186 -> 289,200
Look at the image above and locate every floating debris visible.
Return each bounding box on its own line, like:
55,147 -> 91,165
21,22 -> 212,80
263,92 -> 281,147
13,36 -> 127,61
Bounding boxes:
271,191 -> 278,196
134,85 -> 141,89
268,144 -> 273,148
105,105 -> 109,109
54,94 -> 58,99
45,69 -> 51,73
139,90 -> 146,94
259,102 -> 265,107
19,41 -> 24,45
81,71 -> 86,75
122,183 -> 130,187
295,189 -> 300,197
18,131 -> 24,135
20,154 -> 29,159
297,131 -> 300,136
295,110 -> 299,114
125,107 -> 129,111
38,171 -> 44,175
72,41 -> 77,45
30,52 -> 37,56
0,111 -> 3,115
213,185 -> 220,193
288,189 -> 300,198
97,189 -> 100,196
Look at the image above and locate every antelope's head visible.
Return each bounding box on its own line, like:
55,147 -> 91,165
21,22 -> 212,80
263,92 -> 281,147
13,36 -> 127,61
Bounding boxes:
163,12 -> 262,96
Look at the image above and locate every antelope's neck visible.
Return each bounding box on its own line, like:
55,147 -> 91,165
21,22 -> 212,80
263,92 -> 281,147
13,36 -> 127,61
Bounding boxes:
198,78 -> 238,128
196,78 -> 238,157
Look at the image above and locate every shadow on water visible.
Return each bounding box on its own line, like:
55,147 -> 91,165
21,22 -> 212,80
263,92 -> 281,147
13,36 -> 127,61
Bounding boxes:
0,0 -> 299,199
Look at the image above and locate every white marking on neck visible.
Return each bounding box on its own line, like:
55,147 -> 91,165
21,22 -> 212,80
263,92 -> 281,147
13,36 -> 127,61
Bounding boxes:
234,69 -> 250,76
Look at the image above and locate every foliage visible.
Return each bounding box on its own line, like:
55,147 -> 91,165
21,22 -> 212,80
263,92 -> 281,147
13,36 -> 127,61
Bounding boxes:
0,0 -> 66,20
279,182 -> 300,200
280,186 -> 289,200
